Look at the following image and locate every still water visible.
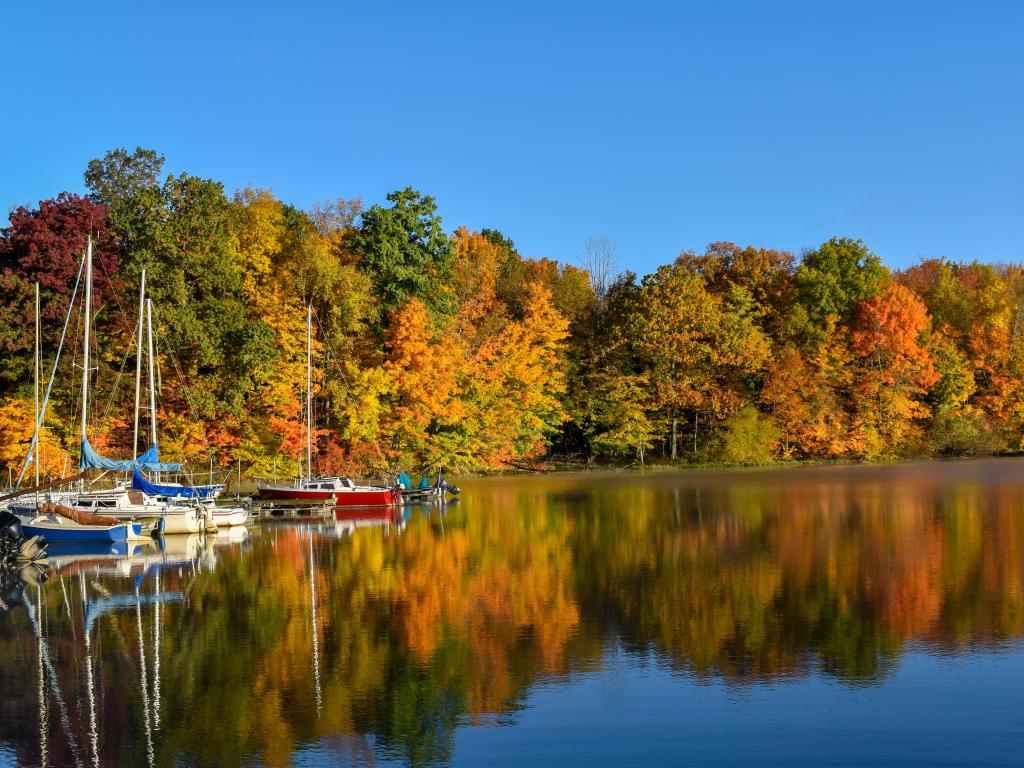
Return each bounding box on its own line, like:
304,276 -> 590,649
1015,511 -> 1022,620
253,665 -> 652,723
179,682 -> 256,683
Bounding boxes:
2,459 -> 1024,767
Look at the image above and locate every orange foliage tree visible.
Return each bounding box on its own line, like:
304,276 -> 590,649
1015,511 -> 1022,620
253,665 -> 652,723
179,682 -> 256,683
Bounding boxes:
851,283 -> 939,457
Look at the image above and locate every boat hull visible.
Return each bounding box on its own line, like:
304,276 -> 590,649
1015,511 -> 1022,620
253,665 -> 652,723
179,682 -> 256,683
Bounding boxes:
257,486 -> 335,501
257,483 -> 400,507
211,507 -> 249,527
334,488 -> 401,507
155,512 -> 205,534
100,510 -> 204,534
22,520 -> 141,543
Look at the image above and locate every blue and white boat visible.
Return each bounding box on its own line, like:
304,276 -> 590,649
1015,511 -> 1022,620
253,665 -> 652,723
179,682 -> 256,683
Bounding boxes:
132,471 -> 248,527
21,514 -> 145,544
132,470 -> 224,500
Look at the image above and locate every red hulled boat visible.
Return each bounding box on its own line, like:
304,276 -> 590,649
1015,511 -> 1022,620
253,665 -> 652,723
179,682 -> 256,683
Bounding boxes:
258,308 -> 401,508
257,476 -> 401,507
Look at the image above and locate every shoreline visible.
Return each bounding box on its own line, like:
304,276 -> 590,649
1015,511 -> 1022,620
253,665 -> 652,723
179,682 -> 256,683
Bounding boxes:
466,451 -> 1024,479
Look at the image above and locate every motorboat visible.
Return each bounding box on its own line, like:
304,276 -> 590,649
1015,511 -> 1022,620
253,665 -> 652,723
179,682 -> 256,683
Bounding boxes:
258,476 -> 401,506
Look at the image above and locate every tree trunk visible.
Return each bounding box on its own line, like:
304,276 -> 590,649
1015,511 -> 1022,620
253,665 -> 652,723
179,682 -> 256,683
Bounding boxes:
671,415 -> 677,460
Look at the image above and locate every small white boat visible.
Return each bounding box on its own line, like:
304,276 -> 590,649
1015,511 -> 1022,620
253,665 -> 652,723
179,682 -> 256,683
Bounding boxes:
209,505 -> 249,528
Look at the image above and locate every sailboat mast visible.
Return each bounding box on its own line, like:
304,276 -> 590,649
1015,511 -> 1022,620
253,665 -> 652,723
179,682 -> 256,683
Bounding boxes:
146,298 -> 158,480
306,304 -> 312,483
34,282 -> 40,487
79,238 -> 93,464
133,270 -> 146,459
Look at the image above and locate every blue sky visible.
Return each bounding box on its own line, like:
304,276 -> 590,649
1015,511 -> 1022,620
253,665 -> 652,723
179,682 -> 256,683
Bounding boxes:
2,1 -> 1022,275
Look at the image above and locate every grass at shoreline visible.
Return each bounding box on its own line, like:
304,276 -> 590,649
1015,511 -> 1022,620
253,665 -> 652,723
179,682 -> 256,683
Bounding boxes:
472,452 -> 1024,478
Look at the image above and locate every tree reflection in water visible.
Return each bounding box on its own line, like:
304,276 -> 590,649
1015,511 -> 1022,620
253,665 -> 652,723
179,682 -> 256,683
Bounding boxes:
0,459 -> 1023,766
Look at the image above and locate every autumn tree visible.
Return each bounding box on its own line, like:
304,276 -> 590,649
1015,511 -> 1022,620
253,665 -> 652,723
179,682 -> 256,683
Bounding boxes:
622,263 -> 770,458
676,241 -> 794,330
791,237 -> 890,342
850,283 -> 939,457
354,188 -> 455,323
459,284 -> 570,468
0,396 -> 71,478
0,193 -> 119,384
590,370 -> 659,464
228,189 -> 307,474
718,405 -> 779,464
380,298 -> 463,468
761,344 -> 850,458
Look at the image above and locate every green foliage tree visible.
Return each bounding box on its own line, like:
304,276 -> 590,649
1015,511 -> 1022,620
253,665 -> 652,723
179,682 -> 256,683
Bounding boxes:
718,405 -> 779,464
354,187 -> 455,323
793,237 -> 890,336
590,370 -> 659,464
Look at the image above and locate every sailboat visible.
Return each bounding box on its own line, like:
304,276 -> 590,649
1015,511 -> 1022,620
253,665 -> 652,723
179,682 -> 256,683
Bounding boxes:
129,281 -> 225,502
14,257 -> 155,542
16,240 -> 208,535
257,305 -> 401,507
75,269 -> 211,534
122,285 -> 247,527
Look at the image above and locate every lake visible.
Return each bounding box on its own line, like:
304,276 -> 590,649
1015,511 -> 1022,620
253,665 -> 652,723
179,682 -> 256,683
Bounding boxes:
2,458 -> 1024,767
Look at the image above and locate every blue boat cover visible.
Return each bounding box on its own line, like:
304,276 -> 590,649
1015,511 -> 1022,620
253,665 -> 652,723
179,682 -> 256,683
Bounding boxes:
80,436 -> 182,472
131,470 -> 220,499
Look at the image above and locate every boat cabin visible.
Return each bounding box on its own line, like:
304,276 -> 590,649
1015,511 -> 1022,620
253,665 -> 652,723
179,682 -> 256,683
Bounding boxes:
304,477 -> 356,491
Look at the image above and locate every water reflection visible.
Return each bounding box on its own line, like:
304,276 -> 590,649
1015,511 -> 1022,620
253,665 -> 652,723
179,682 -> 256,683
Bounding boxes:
1,460 -> 1023,766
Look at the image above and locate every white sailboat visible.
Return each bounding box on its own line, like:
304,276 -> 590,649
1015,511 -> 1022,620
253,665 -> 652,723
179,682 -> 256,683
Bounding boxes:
72,272 -> 210,534
127,289 -> 247,528
15,241 -> 209,535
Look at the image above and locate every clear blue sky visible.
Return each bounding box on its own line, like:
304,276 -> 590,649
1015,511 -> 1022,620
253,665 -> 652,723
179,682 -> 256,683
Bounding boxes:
2,1 -> 1022,275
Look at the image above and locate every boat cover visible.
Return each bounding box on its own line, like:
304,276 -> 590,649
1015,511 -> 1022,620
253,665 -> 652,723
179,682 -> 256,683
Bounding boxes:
39,502 -> 119,527
80,436 -> 182,472
131,470 -> 220,499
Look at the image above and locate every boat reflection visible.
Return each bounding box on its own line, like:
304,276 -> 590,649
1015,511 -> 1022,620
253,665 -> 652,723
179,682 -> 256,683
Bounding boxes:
45,535 -> 206,578
332,505 -> 405,538
3,462 -> 1024,766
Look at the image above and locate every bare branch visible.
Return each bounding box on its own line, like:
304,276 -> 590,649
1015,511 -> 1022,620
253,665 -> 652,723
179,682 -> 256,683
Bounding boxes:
580,235 -> 618,307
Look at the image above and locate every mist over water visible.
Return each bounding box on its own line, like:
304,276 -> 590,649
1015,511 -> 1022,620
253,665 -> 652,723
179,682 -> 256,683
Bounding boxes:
2,459 -> 1024,766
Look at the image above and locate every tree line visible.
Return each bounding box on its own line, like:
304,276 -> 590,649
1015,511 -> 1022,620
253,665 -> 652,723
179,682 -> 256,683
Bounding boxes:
0,146 -> 1020,478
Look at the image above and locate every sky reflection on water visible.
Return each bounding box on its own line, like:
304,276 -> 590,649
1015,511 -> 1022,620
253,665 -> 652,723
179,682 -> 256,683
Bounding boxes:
2,458 -> 1024,766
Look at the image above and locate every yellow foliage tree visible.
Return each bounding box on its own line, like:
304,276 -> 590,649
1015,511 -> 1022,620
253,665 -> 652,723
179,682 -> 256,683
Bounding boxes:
0,396 -> 70,479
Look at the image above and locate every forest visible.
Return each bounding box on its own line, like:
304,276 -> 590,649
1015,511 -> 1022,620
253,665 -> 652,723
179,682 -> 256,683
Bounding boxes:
0,146 -> 1021,480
